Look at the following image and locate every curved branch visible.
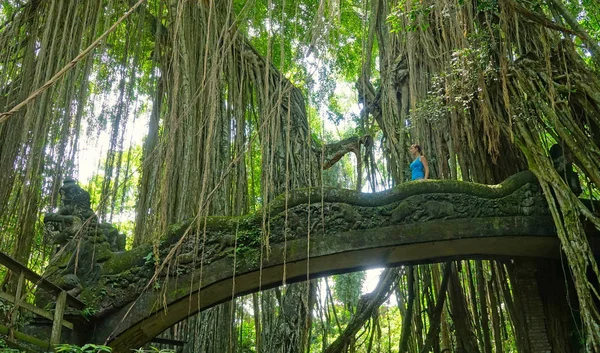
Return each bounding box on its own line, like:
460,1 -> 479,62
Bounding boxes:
321,135 -> 372,170
323,268 -> 399,353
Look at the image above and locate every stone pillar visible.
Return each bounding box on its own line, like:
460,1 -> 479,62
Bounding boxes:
535,259 -> 580,353
510,259 -> 552,353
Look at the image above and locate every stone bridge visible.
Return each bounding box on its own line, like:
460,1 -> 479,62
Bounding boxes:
39,171 -> 596,351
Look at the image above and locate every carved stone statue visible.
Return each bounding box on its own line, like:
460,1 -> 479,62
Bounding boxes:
58,177 -> 93,217
38,178 -> 127,307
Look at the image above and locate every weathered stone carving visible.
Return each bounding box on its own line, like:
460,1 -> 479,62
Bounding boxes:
58,177 -> 93,217
39,171 -> 551,319
38,178 -> 129,308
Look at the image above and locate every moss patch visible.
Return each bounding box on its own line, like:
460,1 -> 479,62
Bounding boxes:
102,244 -> 151,275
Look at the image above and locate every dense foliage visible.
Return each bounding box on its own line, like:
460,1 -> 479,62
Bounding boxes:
1,0 -> 600,351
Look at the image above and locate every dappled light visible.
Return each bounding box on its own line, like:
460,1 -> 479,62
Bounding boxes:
1,0 -> 600,352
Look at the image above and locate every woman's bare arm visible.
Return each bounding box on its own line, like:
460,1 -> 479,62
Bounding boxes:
421,156 -> 429,179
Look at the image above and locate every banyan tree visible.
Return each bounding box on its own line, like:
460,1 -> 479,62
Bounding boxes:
1,0 -> 600,351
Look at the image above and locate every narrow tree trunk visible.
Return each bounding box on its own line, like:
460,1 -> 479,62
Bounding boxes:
476,261 -> 492,353
466,262 -> 483,352
253,293 -> 261,353
494,263 -> 531,353
399,266 -> 415,353
447,263 -> 481,353
421,262 -> 451,353
487,275 -> 503,353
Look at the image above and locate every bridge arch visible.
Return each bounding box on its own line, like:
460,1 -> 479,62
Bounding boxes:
82,171 -> 580,351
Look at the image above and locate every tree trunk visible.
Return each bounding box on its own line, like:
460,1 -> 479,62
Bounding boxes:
487,272 -> 503,353
324,269 -> 399,353
447,263 -> 481,353
466,262 -> 483,352
476,262 -> 492,353
421,262 -> 451,353
399,266 -> 415,353
494,262 -> 531,353
253,292 -> 261,353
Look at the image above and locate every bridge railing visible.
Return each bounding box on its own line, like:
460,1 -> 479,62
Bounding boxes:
0,251 -> 86,350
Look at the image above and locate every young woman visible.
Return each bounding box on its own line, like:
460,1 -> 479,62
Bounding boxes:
409,144 -> 429,180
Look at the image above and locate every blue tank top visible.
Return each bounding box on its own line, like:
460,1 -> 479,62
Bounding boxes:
410,156 -> 425,180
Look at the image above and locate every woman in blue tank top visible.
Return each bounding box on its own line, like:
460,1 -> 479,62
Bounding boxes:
409,144 -> 429,180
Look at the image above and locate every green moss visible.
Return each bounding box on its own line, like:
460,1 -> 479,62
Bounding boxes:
235,248 -> 259,270
164,219 -> 194,243
286,240 -> 302,258
51,248 -> 75,269
94,243 -> 113,262
202,216 -> 237,231
151,172 -> 537,247
78,285 -> 103,308
167,287 -> 190,300
101,244 -> 151,275
163,215 -> 262,244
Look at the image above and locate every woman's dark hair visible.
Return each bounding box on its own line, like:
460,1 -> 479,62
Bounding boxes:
412,144 -> 422,153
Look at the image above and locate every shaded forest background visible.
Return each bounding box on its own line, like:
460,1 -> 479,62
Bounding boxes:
1,0 -> 600,351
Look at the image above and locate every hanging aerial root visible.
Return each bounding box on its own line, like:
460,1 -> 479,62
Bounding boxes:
0,0 -> 148,125
515,120 -> 600,351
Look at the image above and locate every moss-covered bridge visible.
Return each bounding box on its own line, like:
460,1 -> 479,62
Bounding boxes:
38,171 -> 599,352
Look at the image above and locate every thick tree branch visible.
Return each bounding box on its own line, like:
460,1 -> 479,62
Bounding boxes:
546,0 -> 600,67
509,0 -> 578,35
321,135 -> 372,170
